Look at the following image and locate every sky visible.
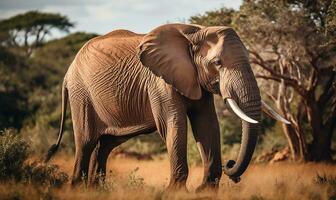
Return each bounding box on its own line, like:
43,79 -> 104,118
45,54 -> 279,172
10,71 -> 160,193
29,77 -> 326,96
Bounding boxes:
0,0 -> 242,34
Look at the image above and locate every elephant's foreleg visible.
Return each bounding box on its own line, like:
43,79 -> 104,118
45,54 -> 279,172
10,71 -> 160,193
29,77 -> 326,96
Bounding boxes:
165,119 -> 188,189
188,94 -> 222,191
151,105 -> 188,189
149,86 -> 189,190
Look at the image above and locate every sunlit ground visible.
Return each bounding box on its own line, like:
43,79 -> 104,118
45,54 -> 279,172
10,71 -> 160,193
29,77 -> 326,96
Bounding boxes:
1,154 -> 335,200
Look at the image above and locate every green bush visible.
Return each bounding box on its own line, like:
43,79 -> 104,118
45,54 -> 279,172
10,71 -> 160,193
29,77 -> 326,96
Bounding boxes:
0,129 -> 30,181
0,129 -> 68,187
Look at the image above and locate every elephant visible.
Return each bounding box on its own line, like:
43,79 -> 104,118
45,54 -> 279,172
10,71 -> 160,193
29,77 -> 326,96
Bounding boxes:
45,23 -> 289,190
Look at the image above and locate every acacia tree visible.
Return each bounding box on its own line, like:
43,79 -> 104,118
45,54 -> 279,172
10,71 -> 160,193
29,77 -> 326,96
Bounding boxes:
0,11 -> 73,57
190,0 -> 336,161
234,0 -> 336,161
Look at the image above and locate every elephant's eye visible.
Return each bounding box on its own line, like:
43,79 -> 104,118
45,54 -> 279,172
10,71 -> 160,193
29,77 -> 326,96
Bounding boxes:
212,58 -> 222,67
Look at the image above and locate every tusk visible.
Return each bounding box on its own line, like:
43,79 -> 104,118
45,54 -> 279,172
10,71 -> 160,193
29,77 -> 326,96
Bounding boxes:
225,98 -> 259,124
261,100 -> 291,124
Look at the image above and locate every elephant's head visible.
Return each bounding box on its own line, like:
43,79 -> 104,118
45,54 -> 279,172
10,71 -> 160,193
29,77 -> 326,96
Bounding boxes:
138,24 -> 289,182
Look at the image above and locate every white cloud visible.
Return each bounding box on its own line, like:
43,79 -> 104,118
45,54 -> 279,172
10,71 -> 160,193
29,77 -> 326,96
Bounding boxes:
0,0 -> 242,34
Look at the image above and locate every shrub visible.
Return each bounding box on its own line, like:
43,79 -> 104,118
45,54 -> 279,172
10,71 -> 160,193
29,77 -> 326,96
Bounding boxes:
0,129 -> 30,181
22,162 -> 68,188
0,129 -> 68,188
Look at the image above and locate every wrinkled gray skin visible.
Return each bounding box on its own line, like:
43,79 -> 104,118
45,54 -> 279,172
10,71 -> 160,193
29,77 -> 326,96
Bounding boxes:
47,24 -> 261,191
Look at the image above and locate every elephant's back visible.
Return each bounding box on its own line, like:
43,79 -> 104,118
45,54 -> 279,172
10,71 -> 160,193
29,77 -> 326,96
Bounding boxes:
104,29 -> 145,38
69,29 -> 145,85
85,29 -> 144,57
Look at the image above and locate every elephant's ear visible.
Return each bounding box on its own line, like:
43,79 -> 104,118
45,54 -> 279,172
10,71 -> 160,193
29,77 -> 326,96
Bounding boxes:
138,24 -> 202,100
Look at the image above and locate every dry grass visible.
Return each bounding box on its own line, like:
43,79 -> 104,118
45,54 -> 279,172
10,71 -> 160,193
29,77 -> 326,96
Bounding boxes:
1,155 -> 336,200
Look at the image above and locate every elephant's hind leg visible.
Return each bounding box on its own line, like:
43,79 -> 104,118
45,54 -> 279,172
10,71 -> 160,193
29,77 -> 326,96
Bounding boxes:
88,135 -> 129,186
70,101 -> 100,186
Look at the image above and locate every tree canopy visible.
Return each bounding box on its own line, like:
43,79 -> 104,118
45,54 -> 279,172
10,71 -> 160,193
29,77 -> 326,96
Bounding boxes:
0,11 -> 74,57
190,7 -> 236,26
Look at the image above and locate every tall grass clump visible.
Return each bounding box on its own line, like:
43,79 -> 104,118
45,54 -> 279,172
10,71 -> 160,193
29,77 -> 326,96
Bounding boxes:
314,173 -> 336,199
22,162 -> 68,187
0,129 -> 30,181
127,167 -> 145,190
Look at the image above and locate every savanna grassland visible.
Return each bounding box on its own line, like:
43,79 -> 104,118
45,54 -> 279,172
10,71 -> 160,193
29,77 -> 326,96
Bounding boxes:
55,156 -> 336,200
1,153 -> 336,200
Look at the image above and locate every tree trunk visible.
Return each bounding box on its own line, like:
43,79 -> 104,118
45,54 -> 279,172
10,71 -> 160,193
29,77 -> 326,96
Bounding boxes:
306,99 -> 333,161
281,123 -> 308,161
309,132 -> 332,161
281,124 -> 301,160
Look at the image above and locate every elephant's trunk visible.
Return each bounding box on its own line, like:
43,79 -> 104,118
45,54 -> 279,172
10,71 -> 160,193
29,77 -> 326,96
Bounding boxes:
220,65 -> 261,180
223,120 -> 259,180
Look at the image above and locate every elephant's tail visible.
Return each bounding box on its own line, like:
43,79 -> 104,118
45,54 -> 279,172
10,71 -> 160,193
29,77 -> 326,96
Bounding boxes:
44,79 -> 68,163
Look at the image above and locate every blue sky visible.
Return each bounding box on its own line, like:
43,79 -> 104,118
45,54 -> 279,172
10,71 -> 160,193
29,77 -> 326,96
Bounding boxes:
0,0 -> 242,34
